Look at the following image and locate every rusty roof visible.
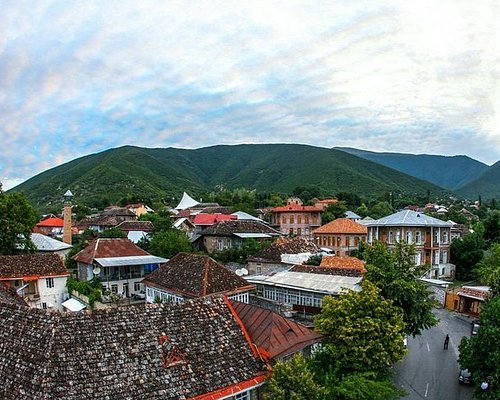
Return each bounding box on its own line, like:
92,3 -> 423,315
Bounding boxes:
0,253 -> 69,279
0,283 -> 28,306
320,255 -> 366,272
117,220 -> 154,232
313,218 -> 367,234
142,253 -> 255,298
248,237 -> 319,263
72,238 -> 150,264
230,300 -> 322,360
0,296 -> 267,400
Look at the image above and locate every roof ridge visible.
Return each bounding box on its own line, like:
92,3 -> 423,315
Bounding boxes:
202,256 -> 210,297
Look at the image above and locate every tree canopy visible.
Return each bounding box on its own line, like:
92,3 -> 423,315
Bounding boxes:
0,191 -> 38,255
363,241 -> 438,336
143,229 -> 194,259
450,228 -> 485,281
322,201 -> 348,224
315,280 -> 406,375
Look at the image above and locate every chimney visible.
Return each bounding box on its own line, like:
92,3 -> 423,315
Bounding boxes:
63,190 -> 73,245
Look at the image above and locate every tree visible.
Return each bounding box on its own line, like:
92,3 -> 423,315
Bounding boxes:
0,191 -> 38,255
99,227 -> 127,238
139,209 -> 173,232
483,210 -> 500,246
363,242 -> 438,336
369,202 -> 393,220
322,201 -> 348,224
264,354 -> 325,400
326,372 -> 405,400
314,281 -> 406,375
459,296 -> 500,399
356,203 -> 370,218
476,244 -> 500,297
450,230 -> 485,281
147,230 -> 194,259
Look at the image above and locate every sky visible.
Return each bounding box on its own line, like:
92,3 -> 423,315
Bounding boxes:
1,1 -> 500,190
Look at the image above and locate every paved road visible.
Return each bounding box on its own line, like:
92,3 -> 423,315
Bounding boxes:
394,308 -> 475,400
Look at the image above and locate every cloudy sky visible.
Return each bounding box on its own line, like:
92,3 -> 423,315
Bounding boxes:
1,1 -> 499,190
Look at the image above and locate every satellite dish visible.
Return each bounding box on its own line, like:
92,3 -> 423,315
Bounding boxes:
235,269 -> 244,276
93,267 -> 101,276
241,268 -> 248,276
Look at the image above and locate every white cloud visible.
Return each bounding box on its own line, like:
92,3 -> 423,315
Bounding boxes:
0,0 -> 499,187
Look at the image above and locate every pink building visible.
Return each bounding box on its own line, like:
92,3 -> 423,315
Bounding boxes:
271,198 -> 322,238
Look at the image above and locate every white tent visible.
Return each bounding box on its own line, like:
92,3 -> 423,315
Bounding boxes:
175,192 -> 199,210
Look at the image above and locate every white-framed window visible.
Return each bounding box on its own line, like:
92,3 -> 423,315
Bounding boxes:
217,239 -> 224,251
415,252 -> 422,265
434,251 -> 440,265
395,231 -> 401,243
443,231 -> 449,244
442,250 -> 448,263
46,277 -> 54,288
415,231 -> 422,244
111,284 -> 118,294
405,231 -> 412,244
134,282 -> 141,292
388,231 -> 394,244
234,391 -> 250,400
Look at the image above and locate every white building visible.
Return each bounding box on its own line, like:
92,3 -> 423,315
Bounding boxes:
0,253 -> 69,311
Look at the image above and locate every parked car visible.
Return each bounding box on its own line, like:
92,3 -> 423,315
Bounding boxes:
458,369 -> 473,384
471,321 -> 480,335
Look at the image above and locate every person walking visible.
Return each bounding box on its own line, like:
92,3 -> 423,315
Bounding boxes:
443,334 -> 450,350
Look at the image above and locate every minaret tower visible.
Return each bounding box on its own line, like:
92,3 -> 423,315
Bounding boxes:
63,190 -> 73,245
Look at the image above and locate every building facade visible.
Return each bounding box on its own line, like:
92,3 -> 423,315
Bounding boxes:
313,218 -> 367,256
270,198 -> 322,239
365,210 -> 454,279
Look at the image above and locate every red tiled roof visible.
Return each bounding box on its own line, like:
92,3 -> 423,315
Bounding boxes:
36,217 -> 64,228
458,287 -> 490,301
0,254 -> 69,279
320,255 -> 366,272
116,220 -> 154,232
272,204 -> 322,213
143,253 -> 254,298
313,218 -> 367,234
229,300 -> 322,360
72,238 -> 150,264
193,213 -> 237,225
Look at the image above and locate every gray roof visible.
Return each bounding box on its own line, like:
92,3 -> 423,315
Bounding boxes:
365,210 -> 453,228
345,211 -> 361,219
31,233 -> 72,252
247,271 -> 362,295
95,255 -> 168,267
231,211 -> 266,223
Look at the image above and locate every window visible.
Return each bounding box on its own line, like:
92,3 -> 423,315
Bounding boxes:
415,231 -> 422,244
297,227 -> 301,236
282,216 -> 286,224
388,231 -> 394,244
217,239 -> 224,251
46,278 -> 54,289
298,215 -> 302,224
434,230 -> 439,245
415,252 -> 421,265
405,231 -> 412,244
256,265 -> 262,274
290,215 -> 295,224
305,216 -> 309,224
442,251 -> 448,263
235,391 -> 250,400
42,302 -> 47,309
443,231 -> 449,244
134,282 -> 141,292
395,231 -> 401,243
289,228 -> 294,236
111,284 -> 118,294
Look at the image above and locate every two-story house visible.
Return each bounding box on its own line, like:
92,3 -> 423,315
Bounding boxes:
365,210 -> 454,278
0,253 -> 69,311
143,252 -> 255,304
271,198 -> 322,238
73,238 -> 167,298
313,218 -> 367,256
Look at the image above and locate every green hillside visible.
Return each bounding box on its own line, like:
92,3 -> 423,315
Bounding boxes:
336,147 -> 488,190
456,161 -> 500,200
11,144 -> 449,209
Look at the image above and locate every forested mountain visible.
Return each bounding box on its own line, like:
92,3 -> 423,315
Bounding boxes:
456,161 -> 500,200
12,144 -> 449,208
336,147 -> 488,190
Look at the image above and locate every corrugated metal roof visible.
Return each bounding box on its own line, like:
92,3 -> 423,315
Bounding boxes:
95,255 -> 168,267
365,210 -> 453,227
31,233 -> 72,251
233,233 -> 272,238
62,298 -> 87,312
247,271 -> 362,295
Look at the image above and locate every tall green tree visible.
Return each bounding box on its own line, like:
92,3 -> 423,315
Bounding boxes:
0,191 -> 38,255
475,243 -> 500,297
363,241 -> 438,336
369,202 -> 393,219
450,229 -> 485,281
146,229 -> 194,259
322,201 -> 348,224
315,281 -> 406,375
264,354 -> 325,400
99,227 -> 127,238
459,296 -> 500,399
483,210 -> 500,246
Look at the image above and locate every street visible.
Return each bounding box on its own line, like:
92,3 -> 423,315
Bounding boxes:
394,308 -> 475,400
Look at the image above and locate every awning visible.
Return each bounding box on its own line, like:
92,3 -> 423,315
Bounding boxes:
62,298 -> 87,312
233,233 -> 272,239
